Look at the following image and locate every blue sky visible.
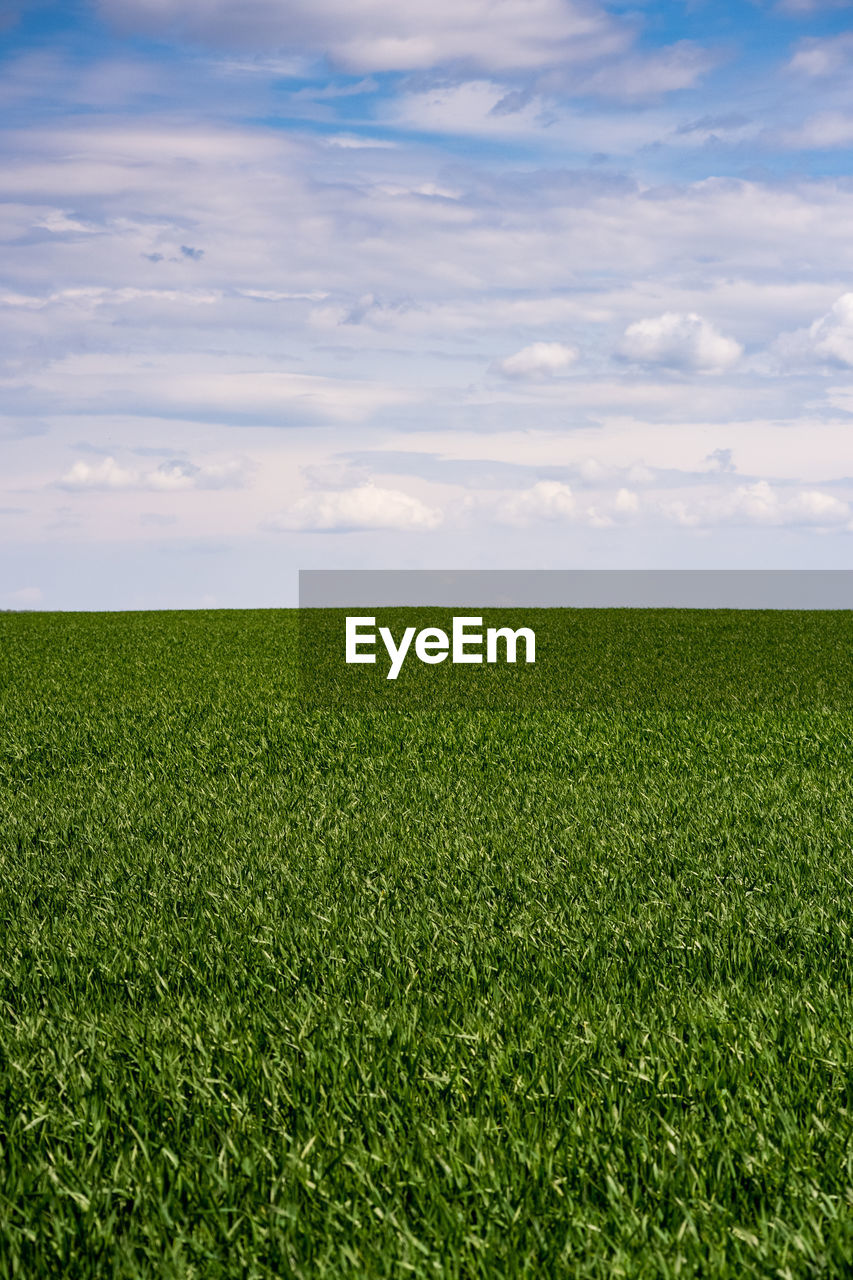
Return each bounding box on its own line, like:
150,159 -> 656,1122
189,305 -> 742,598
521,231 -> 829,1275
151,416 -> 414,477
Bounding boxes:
3,0 -> 853,608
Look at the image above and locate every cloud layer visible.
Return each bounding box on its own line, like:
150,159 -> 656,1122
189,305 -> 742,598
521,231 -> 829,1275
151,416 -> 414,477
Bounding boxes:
3,1 -> 853,605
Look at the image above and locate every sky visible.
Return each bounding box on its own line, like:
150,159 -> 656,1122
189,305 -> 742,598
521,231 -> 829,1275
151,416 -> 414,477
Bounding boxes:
3,0 -> 853,608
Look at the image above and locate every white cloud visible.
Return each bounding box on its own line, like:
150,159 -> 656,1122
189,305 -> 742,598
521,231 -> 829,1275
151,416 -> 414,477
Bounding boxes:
493,341 -> 579,379
152,458 -> 250,490
777,293 -> 853,367
59,456 -> 135,490
705,447 -> 736,474
486,479 -> 645,527
618,312 -> 742,373
808,293 -> 853,365
35,210 -> 100,234
664,481 -> 851,529
788,32 -> 853,77
58,455 -> 250,491
781,112 -> 853,149
503,480 -> 576,524
783,489 -> 851,524
613,486 -> 640,514
273,482 -> 442,531
725,482 -> 850,527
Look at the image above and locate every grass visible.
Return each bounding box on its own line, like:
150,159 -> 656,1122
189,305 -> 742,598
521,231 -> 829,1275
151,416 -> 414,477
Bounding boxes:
1,608 -> 853,1277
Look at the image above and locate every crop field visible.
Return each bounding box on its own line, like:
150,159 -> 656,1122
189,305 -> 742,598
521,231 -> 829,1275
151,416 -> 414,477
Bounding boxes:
2,608 -> 853,1278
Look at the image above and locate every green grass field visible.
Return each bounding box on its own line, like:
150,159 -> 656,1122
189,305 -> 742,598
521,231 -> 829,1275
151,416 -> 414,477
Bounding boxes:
2,609 -> 853,1278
